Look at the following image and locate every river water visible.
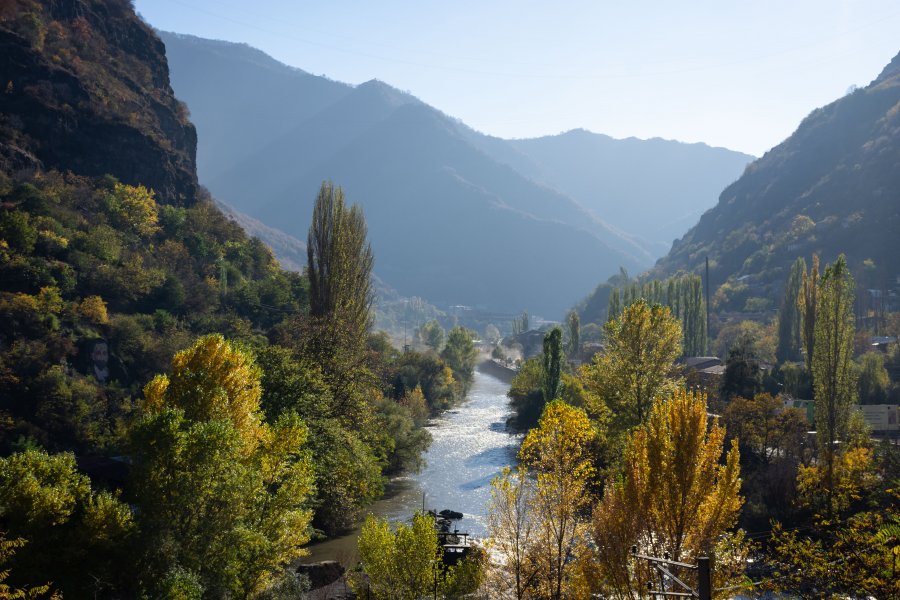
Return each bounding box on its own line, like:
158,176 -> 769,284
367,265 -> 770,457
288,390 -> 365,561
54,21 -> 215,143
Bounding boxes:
304,364 -> 518,564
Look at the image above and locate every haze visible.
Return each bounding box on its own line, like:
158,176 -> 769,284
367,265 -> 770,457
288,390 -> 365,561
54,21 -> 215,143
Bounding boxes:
135,0 -> 900,156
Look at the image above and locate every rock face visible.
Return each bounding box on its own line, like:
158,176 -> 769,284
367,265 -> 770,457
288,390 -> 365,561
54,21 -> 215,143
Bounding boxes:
0,0 -> 197,204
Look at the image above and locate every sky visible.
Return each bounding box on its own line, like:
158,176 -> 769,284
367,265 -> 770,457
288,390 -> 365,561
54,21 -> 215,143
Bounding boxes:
135,0 -> 900,156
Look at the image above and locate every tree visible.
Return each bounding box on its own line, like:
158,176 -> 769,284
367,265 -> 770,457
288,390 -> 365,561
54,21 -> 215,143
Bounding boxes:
812,255 -> 857,517
799,254 -> 820,374
0,535 -> 55,600
541,327 -> 563,403
565,311 -> 580,358
776,257 -> 805,363
440,326 -> 478,393
591,390 -> 744,598
581,299 -> 682,442
519,401 -> 595,600
721,334 -> 762,401
353,512 -> 443,600
857,351 -> 891,404
133,335 -> 315,598
417,319 -> 445,352
488,466 -> 540,600
306,181 -> 374,345
0,450 -> 134,598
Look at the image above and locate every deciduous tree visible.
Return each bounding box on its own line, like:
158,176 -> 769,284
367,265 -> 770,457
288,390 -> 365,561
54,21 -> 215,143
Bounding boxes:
591,390 -> 744,599
581,299 -> 682,441
812,255 -> 857,517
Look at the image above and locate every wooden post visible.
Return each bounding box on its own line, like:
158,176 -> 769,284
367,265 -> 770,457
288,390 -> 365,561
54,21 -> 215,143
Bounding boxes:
697,556 -> 711,600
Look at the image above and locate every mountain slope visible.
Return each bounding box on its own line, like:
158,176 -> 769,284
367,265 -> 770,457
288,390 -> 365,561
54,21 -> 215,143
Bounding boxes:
256,102 -> 642,314
503,130 -> 754,253
161,33 -> 652,316
1,1 -> 198,204
653,50 -> 900,308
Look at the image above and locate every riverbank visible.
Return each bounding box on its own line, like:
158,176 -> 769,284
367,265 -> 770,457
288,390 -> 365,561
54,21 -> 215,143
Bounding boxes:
478,357 -> 518,383
301,365 -> 518,565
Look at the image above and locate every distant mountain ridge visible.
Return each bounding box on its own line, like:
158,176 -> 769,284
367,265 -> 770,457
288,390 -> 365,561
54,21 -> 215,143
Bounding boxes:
652,49 -> 900,309
159,31 -> 751,317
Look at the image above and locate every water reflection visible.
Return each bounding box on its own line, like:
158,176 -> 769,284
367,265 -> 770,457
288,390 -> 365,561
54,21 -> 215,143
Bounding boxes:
304,365 -> 518,563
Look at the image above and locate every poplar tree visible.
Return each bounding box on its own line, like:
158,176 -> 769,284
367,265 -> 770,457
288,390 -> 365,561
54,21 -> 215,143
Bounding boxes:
307,181 -> 374,344
777,257 -> 806,363
591,390 -> 744,598
565,311 -> 580,359
542,327 -> 563,402
812,255 -> 857,517
799,255 -> 820,375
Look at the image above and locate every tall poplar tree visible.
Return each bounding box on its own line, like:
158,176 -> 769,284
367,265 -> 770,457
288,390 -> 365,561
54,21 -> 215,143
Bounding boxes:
542,327 -> 563,403
799,254 -> 820,375
307,181 -> 374,343
777,257 -> 806,363
812,255 -> 857,517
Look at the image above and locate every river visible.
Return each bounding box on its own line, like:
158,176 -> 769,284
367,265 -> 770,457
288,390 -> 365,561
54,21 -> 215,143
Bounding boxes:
303,363 -> 518,564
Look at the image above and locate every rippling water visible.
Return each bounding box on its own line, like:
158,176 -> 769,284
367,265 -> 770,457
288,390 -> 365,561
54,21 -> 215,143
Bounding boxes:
304,364 -> 517,563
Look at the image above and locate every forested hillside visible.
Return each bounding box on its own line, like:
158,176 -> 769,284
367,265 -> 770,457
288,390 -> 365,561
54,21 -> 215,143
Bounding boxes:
0,2 -> 479,596
653,50 -> 900,311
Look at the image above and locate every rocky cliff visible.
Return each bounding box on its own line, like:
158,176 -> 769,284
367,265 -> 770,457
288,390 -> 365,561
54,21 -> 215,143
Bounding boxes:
0,0 -> 197,204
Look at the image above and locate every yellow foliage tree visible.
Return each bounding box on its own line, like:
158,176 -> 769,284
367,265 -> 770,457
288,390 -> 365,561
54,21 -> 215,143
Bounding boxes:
143,333 -> 265,450
77,295 -> 108,325
519,401 -> 596,600
591,389 -> 744,599
105,182 -> 159,237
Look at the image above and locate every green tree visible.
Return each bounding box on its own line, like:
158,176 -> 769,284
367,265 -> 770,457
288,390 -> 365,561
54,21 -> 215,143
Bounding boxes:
857,351 -> 891,405
0,450 -> 134,598
306,181 -> 374,345
417,319 -> 445,352
565,311 -> 580,358
581,299 -> 682,442
591,390 -> 744,598
776,257 -> 805,363
721,334 -> 762,401
133,335 -> 315,598
542,327 -> 563,403
353,512 -> 443,600
799,254 -> 820,374
812,255 -> 857,517
441,326 -> 478,393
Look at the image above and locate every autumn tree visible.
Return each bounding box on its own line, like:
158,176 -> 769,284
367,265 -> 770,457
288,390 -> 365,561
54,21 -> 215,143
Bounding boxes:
354,513 -> 439,599
591,390 -> 744,599
812,255 -> 857,517
857,351 -> 891,404
519,401 -> 595,600
487,466 -> 540,599
132,335 -> 315,598
581,299 -> 682,442
776,257 -> 805,363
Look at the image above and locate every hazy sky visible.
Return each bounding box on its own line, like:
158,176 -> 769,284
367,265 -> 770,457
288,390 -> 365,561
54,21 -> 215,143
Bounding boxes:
135,0 -> 900,156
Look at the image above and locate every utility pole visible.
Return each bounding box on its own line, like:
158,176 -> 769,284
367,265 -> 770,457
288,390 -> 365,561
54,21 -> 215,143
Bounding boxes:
705,256 -> 710,355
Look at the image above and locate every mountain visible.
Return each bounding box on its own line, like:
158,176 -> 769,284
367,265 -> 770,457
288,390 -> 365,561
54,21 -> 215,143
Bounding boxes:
653,50 -> 900,310
159,33 -> 749,317
0,0 -> 309,453
503,130 -> 754,254
1,1 -> 198,204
